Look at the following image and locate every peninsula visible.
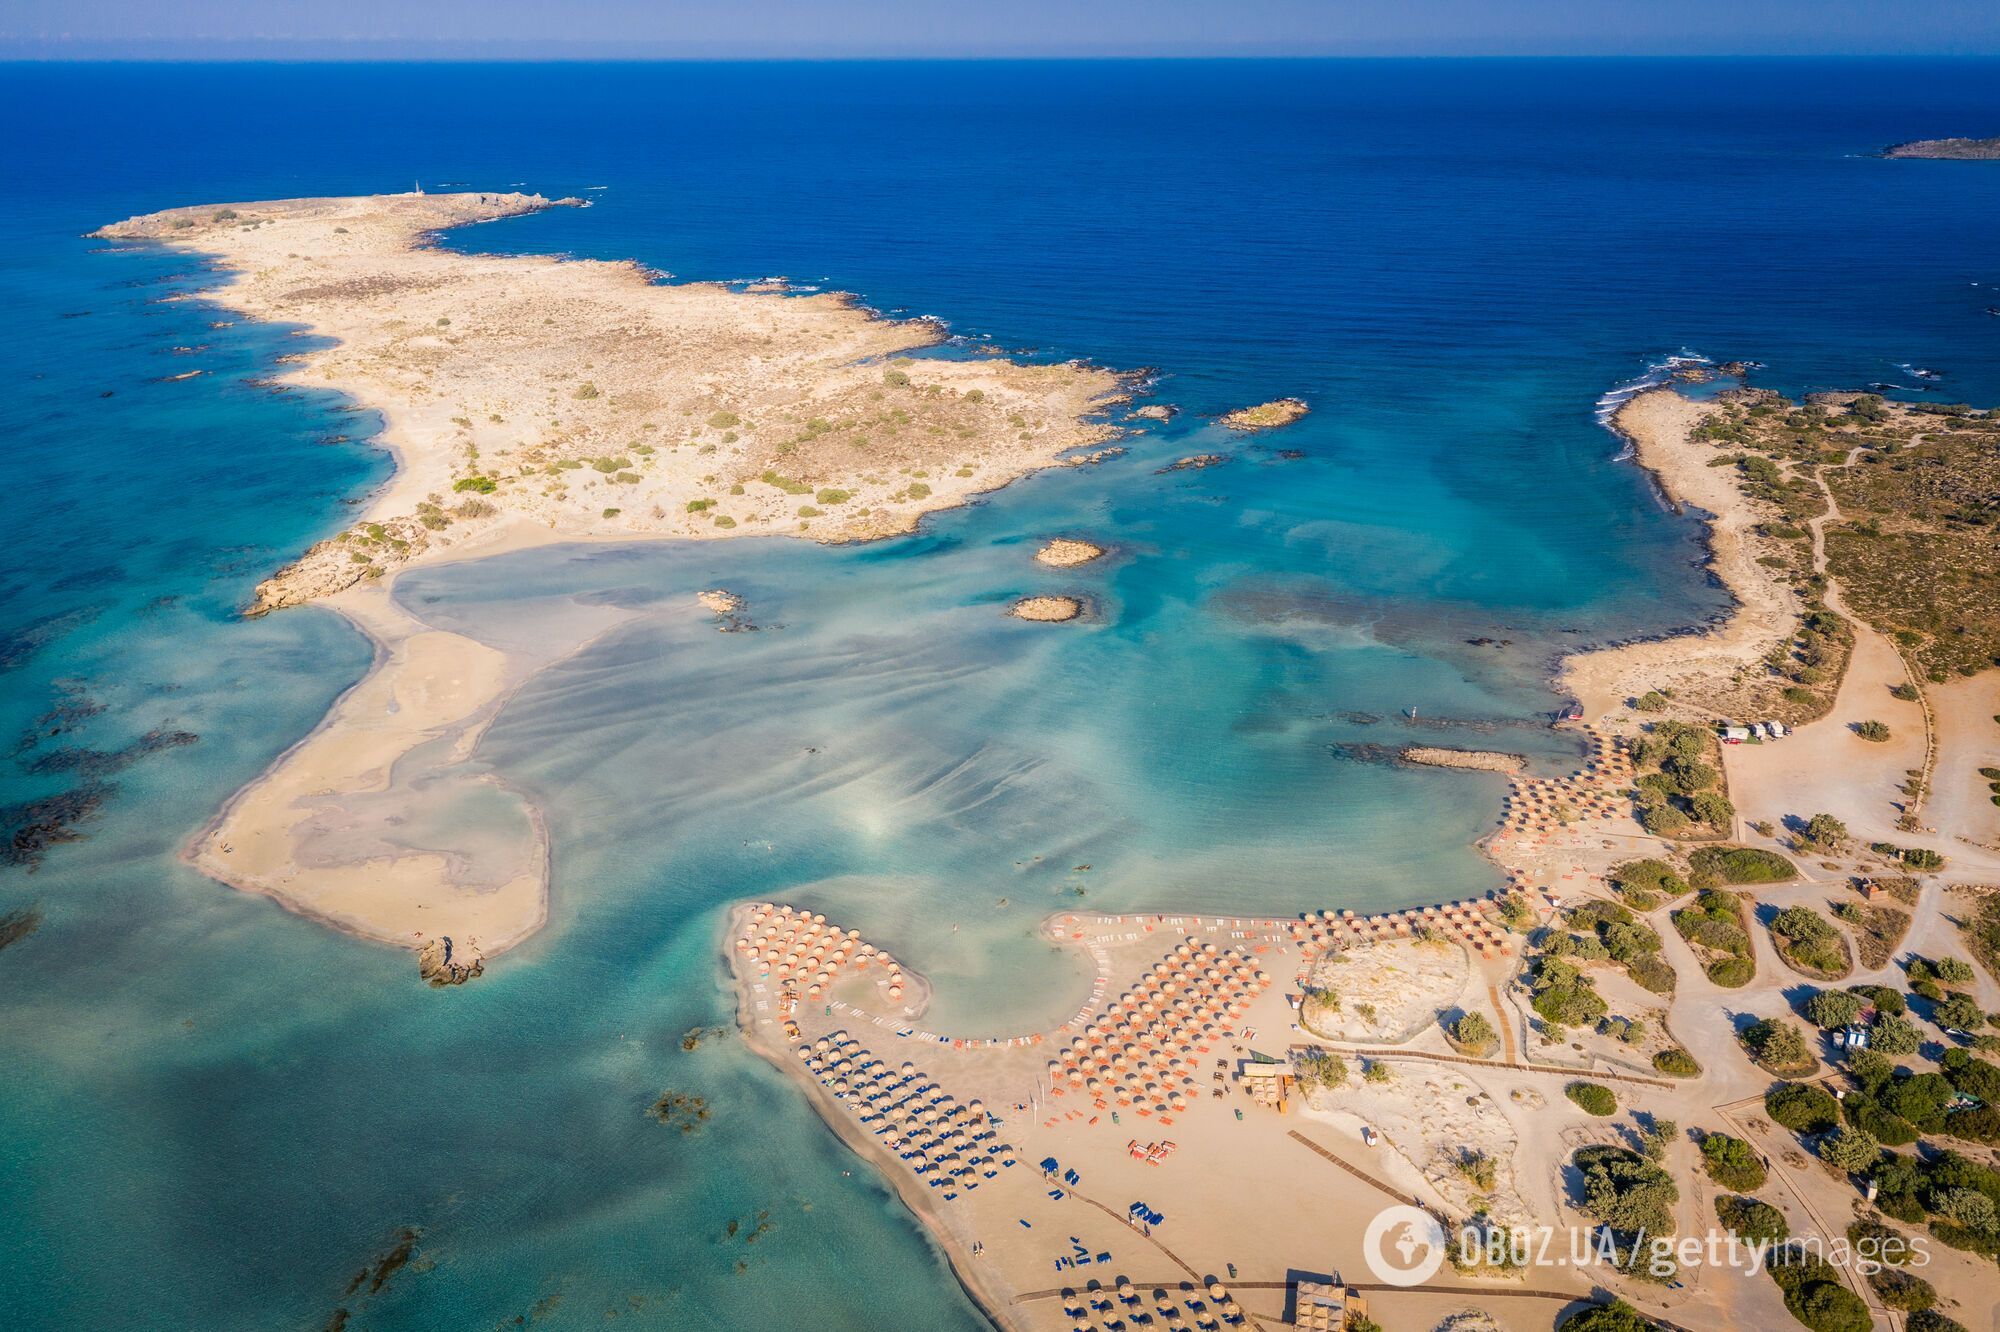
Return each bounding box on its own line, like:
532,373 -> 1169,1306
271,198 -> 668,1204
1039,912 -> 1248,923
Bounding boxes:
1882,136 -> 2000,159
99,191 -> 1129,968
96,192 -> 1127,614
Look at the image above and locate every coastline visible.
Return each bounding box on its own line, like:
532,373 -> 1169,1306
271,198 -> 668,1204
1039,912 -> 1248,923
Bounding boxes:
724,907 -> 1020,1329
1557,387 -> 1800,726
95,192 -> 1132,614
109,190 -> 1135,965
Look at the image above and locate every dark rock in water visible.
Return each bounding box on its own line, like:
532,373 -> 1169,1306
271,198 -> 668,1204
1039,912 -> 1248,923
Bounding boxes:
1156,453 -> 1228,474
3,784 -> 109,871
1273,449 -> 1306,460
417,936 -> 483,987
0,905 -> 42,952
649,1089 -> 712,1134
27,729 -> 197,779
1465,637 -> 1515,648
1337,711 -> 1383,726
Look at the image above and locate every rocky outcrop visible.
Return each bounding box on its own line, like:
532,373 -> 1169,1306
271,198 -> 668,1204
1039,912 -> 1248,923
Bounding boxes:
1009,595 -> 1083,623
1157,453 -> 1227,473
248,516 -> 437,616
1034,539 -> 1104,568
1218,397 -> 1309,431
1401,746 -> 1527,774
1131,404 -> 1177,421
417,935 -> 484,986
1883,137 -> 2000,160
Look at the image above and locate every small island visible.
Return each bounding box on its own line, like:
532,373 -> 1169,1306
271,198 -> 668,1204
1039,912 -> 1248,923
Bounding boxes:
1007,595 -> 1083,622
1218,396 -> 1309,431
1032,538 -> 1103,568
1882,136 -> 2000,159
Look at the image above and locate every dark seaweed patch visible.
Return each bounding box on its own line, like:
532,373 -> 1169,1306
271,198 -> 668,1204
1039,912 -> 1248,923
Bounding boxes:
0,905 -> 42,951
26,729 -> 198,779
2,785 -> 109,870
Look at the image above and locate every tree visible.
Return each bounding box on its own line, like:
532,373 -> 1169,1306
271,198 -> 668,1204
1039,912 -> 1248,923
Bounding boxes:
1933,1187 -> 1997,1233
1871,1013 -> 1920,1055
1692,790 -> 1734,825
1847,1047 -> 1895,1093
1574,1145 -> 1678,1238
1803,813 -> 1849,850
1716,1194 -> 1789,1245
1766,1082 -> 1839,1133
1560,1300 -> 1659,1332
1935,957 -> 1975,986
1934,992 -> 1985,1031
1855,720 -> 1891,742
1818,1124 -> 1881,1173
1450,1011 -> 1496,1050
1745,1018 -> 1813,1071
1804,988 -> 1865,1030
1700,1132 -> 1767,1192
1567,1082 -> 1618,1116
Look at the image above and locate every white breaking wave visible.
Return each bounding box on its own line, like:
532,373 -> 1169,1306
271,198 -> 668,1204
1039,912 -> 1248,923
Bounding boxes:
1594,353 -> 1712,455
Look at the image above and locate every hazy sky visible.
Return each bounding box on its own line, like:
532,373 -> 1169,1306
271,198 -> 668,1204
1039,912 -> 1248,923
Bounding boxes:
7,0 -> 2000,59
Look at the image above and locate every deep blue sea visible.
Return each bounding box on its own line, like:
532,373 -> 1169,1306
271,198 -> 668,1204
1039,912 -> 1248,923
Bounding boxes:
3,59 -> 1999,1330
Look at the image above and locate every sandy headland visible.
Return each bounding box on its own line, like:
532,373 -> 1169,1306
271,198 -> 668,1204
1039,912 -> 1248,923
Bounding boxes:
101,190 -> 1133,974
1558,388 -> 1802,724
96,191 -> 1129,615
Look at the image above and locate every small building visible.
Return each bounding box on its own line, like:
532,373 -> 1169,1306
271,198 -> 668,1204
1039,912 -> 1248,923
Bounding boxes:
1293,1280 -> 1366,1331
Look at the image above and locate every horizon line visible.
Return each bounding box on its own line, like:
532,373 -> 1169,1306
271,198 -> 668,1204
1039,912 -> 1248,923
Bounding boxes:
9,49 -> 2000,63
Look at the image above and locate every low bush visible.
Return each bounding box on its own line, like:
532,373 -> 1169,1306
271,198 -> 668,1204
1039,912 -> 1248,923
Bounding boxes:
1766,1081 -> 1838,1133
1653,1047 -> 1700,1077
1567,1081 -> 1617,1116
1700,1132 -> 1766,1192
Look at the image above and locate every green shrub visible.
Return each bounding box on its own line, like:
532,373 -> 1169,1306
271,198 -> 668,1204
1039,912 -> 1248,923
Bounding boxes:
452,476 -> 497,494
1567,1081 -> 1617,1116
707,410 -> 740,429
1716,1194 -> 1789,1245
1699,1132 -> 1766,1192
1855,720 -> 1891,742
1708,955 -> 1755,987
905,481 -> 931,499
1869,1267 -> 1936,1311
1653,1047 -> 1699,1077
1769,1251 -> 1872,1332
1687,846 -> 1795,887
1449,1011 -> 1496,1051
1610,858 -> 1687,902
685,498 -> 716,513
1766,1081 -> 1838,1133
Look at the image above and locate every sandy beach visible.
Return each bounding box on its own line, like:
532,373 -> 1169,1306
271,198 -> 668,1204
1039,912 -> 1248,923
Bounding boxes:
1558,389 -> 1802,725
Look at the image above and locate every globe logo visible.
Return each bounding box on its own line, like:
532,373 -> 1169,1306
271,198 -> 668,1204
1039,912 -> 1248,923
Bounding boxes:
1362,1204 -> 1448,1286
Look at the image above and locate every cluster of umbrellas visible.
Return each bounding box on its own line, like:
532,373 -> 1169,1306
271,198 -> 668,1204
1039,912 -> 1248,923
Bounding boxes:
1046,943 -> 1271,1117
1494,729 -> 1636,838
1498,775 -> 1628,835
735,903 -> 906,1006
798,1031 -> 1016,1196
1061,1277 -> 1243,1330
1289,899 -> 1515,957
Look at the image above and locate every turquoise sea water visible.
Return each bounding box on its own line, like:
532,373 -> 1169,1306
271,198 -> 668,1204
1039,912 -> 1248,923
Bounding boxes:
4,59 -> 2000,1329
